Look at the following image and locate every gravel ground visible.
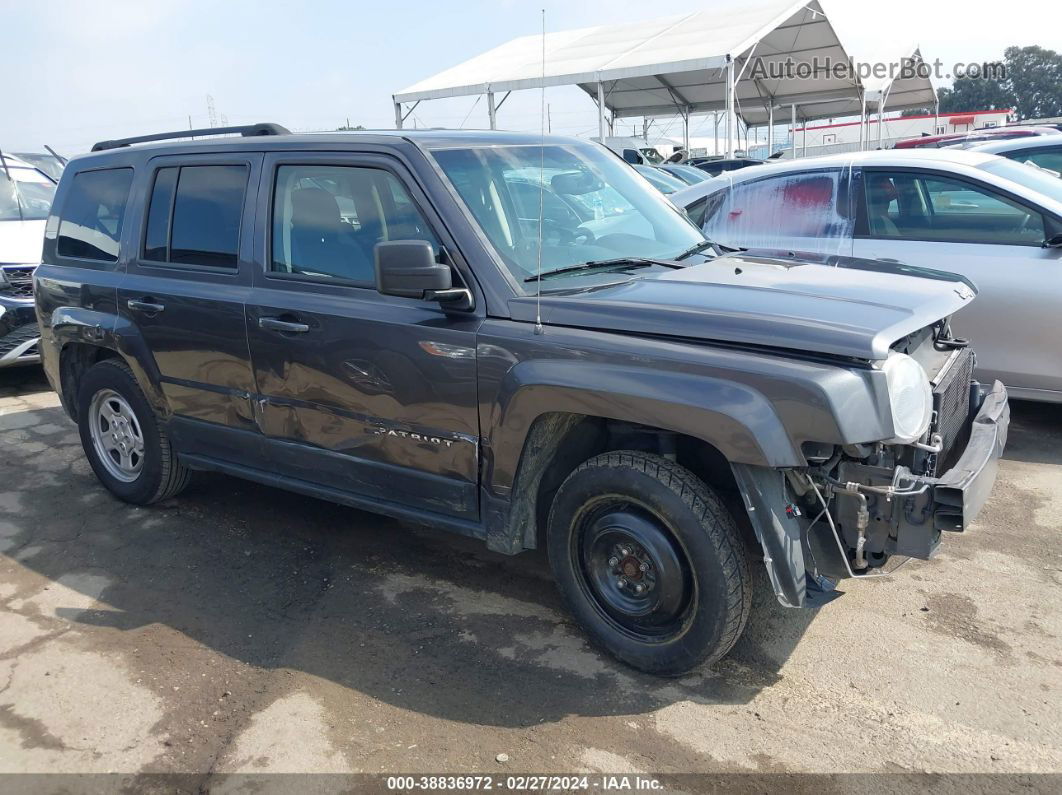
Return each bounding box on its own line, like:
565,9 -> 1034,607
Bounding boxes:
0,366 -> 1060,788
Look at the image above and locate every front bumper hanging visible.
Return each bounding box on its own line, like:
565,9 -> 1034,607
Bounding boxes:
732,380 -> 1010,610
921,379 -> 1009,533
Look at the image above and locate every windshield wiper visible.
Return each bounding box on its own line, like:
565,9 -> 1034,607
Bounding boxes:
674,240 -> 717,261
524,257 -> 681,283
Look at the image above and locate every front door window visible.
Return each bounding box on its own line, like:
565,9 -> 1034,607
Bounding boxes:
862,172 -> 1045,245
271,164 -> 439,285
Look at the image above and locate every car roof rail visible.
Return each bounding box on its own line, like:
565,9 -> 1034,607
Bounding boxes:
91,122 -> 291,152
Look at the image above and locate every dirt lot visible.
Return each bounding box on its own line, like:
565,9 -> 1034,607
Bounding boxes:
1,366 -> 1060,784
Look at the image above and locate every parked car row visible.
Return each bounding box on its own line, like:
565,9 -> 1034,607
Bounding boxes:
893,123 -> 1061,150
671,148 -> 1062,402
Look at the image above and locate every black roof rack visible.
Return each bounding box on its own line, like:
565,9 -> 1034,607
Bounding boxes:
91,122 -> 291,152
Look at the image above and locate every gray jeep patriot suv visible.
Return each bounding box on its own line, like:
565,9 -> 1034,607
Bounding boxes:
34,124 -> 1009,674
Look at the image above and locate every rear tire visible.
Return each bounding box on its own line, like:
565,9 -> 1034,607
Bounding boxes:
547,451 -> 750,675
77,359 -> 190,505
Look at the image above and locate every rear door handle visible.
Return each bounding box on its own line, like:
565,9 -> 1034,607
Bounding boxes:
127,299 -> 165,313
259,316 -> 310,334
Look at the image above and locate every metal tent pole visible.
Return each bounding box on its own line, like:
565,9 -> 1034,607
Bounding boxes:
767,105 -> 774,155
934,99 -> 939,136
487,92 -> 497,130
394,101 -> 403,130
791,104 -> 797,159
683,108 -> 690,153
597,82 -> 607,144
725,58 -> 735,157
859,94 -> 866,151
713,112 -> 720,155
877,103 -> 884,149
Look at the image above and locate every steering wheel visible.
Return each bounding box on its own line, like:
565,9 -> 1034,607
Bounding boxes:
571,226 -> 595,245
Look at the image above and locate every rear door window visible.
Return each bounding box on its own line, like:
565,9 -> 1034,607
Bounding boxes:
701,169 -> 854,251
142,164 -> 248,269
57,168 -> 134,263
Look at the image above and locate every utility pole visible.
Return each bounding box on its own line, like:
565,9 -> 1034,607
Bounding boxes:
206,94 -> 227,128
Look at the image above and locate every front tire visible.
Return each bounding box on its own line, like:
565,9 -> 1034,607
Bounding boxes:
77,359 -> 190,505
547,451 -> 750,675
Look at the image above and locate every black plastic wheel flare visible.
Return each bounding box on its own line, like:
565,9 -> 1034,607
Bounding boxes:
577,503 -> 694,640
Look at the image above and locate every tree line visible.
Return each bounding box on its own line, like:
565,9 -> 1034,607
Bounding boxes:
903,45 -> 1062,120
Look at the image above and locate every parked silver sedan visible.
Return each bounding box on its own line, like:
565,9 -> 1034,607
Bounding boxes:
672,150 -> 1062,402
965,136 -> 1062,175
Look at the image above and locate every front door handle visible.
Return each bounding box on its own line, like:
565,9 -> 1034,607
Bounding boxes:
127,299 -> 165,313
259,316 -> 310,334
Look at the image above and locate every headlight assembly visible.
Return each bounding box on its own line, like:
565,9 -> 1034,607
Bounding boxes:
883,353 -> 933,444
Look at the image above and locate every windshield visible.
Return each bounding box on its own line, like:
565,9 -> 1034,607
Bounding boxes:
431,143 -> 704,291
0,165 -> 57,221
665,165 -> 710,185
634,165 -> 684,194
978,157 -> 1062,204
13,153 -> 64,182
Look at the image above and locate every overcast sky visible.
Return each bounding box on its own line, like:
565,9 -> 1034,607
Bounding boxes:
2,0 -> 1057,154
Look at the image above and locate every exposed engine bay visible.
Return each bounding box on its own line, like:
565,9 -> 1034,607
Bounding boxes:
786,319 -> 1004,585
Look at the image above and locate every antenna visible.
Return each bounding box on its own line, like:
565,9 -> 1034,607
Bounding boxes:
534,7 -> 546,335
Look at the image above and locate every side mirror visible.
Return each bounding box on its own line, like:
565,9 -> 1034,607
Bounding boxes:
1044,217 -> 1062,248
374,240 -> 473,309
375,240 -> 451,298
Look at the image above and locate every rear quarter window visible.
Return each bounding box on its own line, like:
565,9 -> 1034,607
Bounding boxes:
56,168 -> 134,264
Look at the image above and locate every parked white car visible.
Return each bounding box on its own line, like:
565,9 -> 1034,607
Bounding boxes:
1,153 -> 57,367
672,149 -> 1062,402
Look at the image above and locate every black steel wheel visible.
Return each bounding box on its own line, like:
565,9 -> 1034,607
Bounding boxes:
577,502 -> 694,641
547,451 -> 750,675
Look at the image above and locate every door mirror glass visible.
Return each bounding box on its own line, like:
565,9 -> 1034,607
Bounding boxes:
375,240 -> 451,298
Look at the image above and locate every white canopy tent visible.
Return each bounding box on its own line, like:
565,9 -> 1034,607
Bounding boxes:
393,0 -> 862,157
861,46 -> 939,149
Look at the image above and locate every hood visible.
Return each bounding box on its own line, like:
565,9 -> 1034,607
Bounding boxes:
0,220 -> 47,264
509,251 -> 976,361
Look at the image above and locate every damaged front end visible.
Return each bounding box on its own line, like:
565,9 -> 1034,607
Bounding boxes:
734,322 -> 1010,609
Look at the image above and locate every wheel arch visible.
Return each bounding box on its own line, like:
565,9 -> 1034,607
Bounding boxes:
485,407 -> 762,560
51,308 -> 168,422
486,361 -> 800,495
